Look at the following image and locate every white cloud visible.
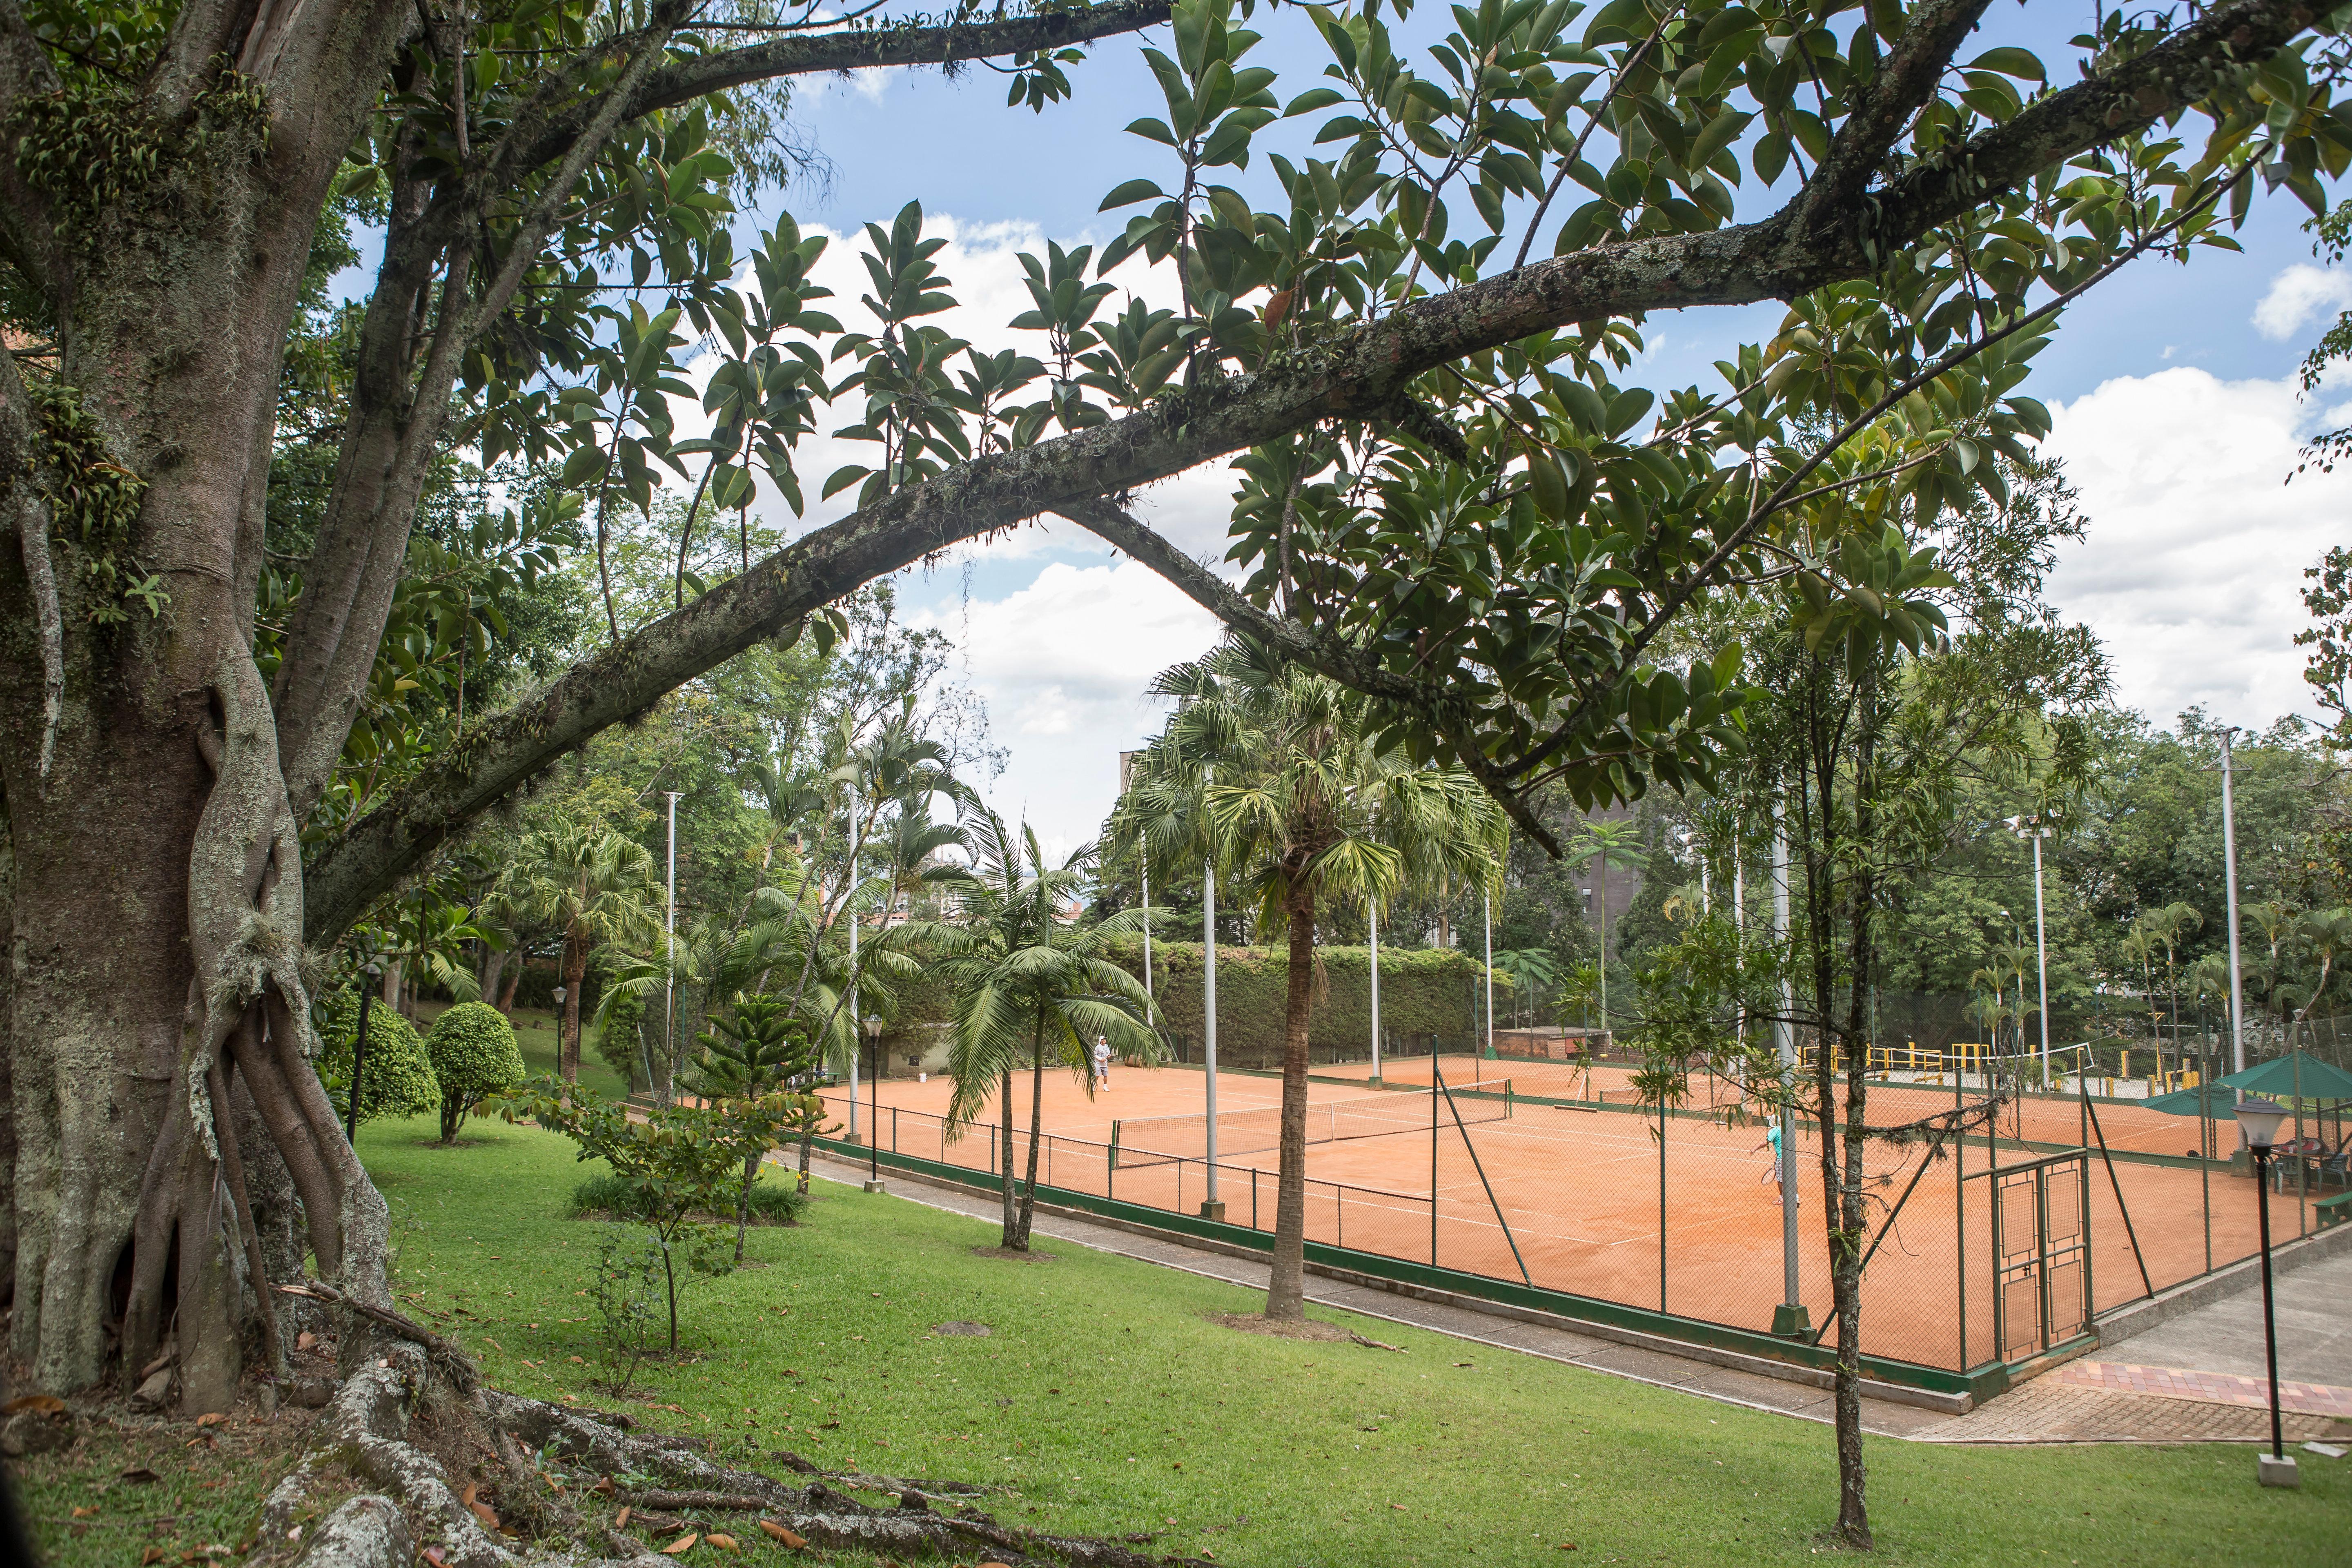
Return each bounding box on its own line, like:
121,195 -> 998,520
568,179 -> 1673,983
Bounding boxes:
911,557 -> 1223,843
2044,366 -> 2350,729
2252,263 -> 2352,341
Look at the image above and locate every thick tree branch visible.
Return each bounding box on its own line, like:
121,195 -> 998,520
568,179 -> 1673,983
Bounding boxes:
1798,0 -> 1994,234
490,0 -> 1172,192
303,0 -> 2314,937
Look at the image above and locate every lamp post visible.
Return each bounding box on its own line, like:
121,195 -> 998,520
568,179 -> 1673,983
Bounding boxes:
862,1015 -> 886,1193
2005,812 -> 2056,1087
2236,1095 -> 2297,1488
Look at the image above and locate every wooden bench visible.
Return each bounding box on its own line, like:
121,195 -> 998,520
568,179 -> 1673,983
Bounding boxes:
2319,1190 -> 2352,1229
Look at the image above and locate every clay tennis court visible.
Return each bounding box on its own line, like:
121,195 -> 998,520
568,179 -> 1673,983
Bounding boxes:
818,1057 -> 2300,1375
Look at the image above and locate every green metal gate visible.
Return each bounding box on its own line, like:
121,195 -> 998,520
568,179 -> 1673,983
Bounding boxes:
1985,1152 -> 2091,1363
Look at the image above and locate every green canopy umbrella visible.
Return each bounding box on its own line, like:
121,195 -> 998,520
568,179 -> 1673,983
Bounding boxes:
2145,1051 -> 2352,1116
2143,1081 -> 2241,1118
2216,1049 -> 2352,1104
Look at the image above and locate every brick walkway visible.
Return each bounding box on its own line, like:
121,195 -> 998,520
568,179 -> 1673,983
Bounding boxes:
805,1155 -> 2352,1449
2052,1359 -> 2352,1419
1908,1378 -> 2342,1445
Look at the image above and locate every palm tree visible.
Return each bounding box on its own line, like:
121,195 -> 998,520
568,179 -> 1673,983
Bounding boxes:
932,806 -> 1158,1250
2241,900 -> 2302,1056
1490,948 -> 1562,1029
511,819 -> 667,1085
1565,817 -> 1648,1032
1120,639 -> 1505,1321
2289,907 -> 2352,1056
2130,901 -> 2204,1079
2120,925 -> 2164,1075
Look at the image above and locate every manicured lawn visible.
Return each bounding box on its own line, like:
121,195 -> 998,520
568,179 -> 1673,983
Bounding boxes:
345,1116 -> 2348,1567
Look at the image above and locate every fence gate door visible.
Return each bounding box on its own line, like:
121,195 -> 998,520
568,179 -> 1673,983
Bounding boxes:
1989,1153 -> 2092,1363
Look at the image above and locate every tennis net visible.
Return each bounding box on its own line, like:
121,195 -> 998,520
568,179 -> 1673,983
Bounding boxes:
1110,1082 -> 1511,1169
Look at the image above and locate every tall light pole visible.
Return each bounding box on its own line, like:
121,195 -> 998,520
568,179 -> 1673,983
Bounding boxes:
846,787 -> 861,1143
2006,812 -> 2055,1085
1122,751 -> 1152,1007
1772,794 -> 1806,1335
1201,774 -> 1222,1221
1483,890 -> 1494,1060
664,791 -> 682,1099
2221,727 -> 2248,1074
1369,895 -> 1383,1085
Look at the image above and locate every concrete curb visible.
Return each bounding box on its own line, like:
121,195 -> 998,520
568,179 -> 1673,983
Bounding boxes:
2095,1221 -> 2352,1350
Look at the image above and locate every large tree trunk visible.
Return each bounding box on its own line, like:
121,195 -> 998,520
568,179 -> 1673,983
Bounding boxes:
1264,877 -> 1316,1319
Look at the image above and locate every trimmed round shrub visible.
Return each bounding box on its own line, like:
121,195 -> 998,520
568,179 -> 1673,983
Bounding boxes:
425,1001 -> 526,1143
316,988 -> 440,1129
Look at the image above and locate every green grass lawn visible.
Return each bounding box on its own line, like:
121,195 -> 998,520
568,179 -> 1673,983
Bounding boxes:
335,1115 -> 2350,1568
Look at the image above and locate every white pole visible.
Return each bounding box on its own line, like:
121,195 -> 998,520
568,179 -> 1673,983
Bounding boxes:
1732,834 -> 1745,1049
848,800 -> 860,1140
1370,900 -> 1382,1083
2032,831 -> 2051,1085
1773,795 -> 1801,1323
2221,728 -> 2248,1075
1483,891 -> 1494,1062
1142,848 -> 1154,1006
665,791 -> 681,1095
1203,831 -> 1220,1214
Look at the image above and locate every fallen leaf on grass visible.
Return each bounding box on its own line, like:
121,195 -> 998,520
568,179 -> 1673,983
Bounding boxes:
1558,1545 -> 1577,1552
591,1477 -> 616,1496
0,1394 -> 64,1417
756,1521 -> 804,1549
613,1508 -> 631,1529
119,1467 -> 161,1484
71,1507 -> 97,1519
483,1338 -> 505,1352
705,1533 -> 739,1551
195,1412 -> 226,1427
1389,1504 -> 1407,1512
468,1502 -> 501,1532
659,1533 -> 697,1555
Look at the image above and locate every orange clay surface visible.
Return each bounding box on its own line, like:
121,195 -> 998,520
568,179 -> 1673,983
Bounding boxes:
820,1058 -> 2306,1372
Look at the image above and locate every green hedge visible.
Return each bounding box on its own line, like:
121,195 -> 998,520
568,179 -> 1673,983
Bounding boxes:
873,935 -> 1488,1071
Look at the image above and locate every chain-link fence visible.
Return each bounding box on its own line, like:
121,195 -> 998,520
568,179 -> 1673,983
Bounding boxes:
813,1049 -> 2334,1381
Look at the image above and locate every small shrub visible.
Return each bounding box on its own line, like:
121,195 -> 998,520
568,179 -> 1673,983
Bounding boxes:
568,1171 -> 806,1225
316,987 -> 439,1128
425,1001 -> 526,1143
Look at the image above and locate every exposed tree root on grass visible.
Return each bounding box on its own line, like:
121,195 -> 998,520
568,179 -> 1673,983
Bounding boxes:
251,1301 -> 1209,1568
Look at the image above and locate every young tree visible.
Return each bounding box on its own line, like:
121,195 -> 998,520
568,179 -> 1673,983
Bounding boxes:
687,992 -> 822,1259
1119,639 -> 1505,1319
934,807 -> 1158,1250
423,1000 -> 527,1144
3,0 -> 2335,1416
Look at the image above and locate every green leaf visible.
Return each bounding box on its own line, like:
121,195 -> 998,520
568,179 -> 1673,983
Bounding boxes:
1100,178 -> 1168,210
